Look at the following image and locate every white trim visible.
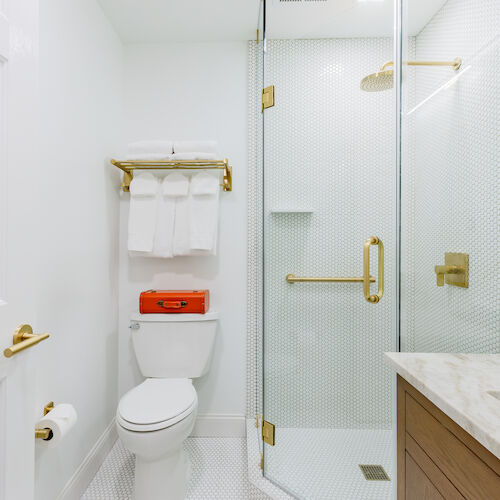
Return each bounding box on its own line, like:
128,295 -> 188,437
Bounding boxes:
190,413 -> 246,437
57,419 -> 117,500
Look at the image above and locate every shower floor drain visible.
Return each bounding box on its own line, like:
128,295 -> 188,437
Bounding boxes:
359,464 -> 390,481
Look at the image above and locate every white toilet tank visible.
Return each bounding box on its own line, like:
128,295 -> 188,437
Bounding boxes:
130,312 -> 218,378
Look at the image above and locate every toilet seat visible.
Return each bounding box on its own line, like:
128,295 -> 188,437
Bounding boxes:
117,378 -> 197,432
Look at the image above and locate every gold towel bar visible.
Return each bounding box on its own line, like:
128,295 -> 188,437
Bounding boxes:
286,236 -> 384,304
111,158 -> 232,192
286,274 -> 375,283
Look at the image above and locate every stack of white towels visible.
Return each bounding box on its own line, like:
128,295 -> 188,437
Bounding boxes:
127,140 -> 220,257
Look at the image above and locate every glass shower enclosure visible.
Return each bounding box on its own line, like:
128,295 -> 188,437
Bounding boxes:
256,0 -> 499,499
260,1 -> 397,498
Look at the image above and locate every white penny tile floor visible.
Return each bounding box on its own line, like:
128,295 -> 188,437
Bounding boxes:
82,437 -> 270,500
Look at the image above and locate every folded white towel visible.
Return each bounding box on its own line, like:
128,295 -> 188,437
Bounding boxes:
128,140 -> 173,155
173,141 -> 217,155
171,152 -> 217,161
151,173 -> 190,258
126,153 -> 173,162
189,172 -> 220,252
128,173 -> 159,252
173,192 -> 191,256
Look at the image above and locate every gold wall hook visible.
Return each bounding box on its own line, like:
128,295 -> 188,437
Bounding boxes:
3,324 -> 50,358
434,253 -> 468,288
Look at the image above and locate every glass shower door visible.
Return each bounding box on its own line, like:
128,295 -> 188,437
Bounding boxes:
260,2 -> 398,498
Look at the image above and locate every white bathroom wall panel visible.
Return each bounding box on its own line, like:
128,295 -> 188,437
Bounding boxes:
401,0 -> 500,353
34,1 -> 123,499
249,38 -> 398,429
119,42 -> 248,417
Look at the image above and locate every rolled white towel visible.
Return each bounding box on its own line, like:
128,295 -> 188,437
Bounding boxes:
173,141 -> 217,155
171,152 -> 217,161
126,153 -> 173,161
128,140 -> 173,155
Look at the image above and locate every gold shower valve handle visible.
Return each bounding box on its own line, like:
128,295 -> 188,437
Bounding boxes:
3,324 -> 50,358
434,253 -> 468,288
434,265 -> 461,286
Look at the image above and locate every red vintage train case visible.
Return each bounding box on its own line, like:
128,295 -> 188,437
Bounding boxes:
139,290 -> 209,314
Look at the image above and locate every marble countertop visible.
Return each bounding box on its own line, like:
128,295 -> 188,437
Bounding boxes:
385,352 -> 500,459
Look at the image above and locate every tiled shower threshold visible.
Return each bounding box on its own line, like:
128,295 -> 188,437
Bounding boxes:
246,420 -> 395,500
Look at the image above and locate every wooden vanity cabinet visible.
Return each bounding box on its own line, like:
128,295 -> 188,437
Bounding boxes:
397,375 -> 500,500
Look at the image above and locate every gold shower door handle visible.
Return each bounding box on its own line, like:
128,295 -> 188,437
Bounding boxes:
363,236 -> 384,303
3,324 -> 50,358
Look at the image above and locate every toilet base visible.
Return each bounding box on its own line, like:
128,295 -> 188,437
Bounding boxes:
134,446 -> 188,500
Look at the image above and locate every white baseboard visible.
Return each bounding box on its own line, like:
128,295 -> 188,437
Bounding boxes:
190,413 -> 246,437
57,418 -> 117,500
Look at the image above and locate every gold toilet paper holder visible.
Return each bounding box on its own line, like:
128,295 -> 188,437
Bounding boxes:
35,401 -> 54,440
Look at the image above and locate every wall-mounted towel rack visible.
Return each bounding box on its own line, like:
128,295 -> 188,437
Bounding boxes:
111,158 -> 232,192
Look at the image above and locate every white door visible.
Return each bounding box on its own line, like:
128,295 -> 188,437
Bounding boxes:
0,1 -> 41,499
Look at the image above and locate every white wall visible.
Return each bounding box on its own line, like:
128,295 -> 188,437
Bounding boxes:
34,1 -> 123,499
119,42 -> 248,419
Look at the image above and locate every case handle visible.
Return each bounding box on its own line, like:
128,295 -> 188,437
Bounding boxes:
157,300 -> 187,309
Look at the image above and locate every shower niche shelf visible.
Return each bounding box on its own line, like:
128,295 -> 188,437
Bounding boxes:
270,208 -> 314,214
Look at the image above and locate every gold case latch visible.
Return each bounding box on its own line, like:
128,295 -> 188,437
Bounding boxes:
262,420 -> 275,446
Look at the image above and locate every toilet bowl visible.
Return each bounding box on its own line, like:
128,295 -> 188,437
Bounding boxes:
117,312 -> 218,500
116,378 -> 198,500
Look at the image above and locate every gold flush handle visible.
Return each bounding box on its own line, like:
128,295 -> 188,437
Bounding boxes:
3,324 -> 50,358
363,236 -> 384,303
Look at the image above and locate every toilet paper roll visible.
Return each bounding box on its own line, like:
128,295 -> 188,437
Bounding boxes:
36,403 -> 77,447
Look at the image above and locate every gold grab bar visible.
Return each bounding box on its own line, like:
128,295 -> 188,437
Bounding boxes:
363,236 -> 384,303
111,158 -> 232,192
4,324 -> 50,358
286,274 -> 375,283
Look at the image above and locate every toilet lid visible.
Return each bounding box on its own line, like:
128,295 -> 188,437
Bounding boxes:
118,378 -> 196,427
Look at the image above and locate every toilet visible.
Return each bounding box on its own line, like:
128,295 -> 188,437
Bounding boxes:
116,311 -> 218,500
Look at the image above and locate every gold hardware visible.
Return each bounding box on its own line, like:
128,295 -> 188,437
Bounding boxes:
256,29 -> 259,44
255,414 -> 259,428
434,252 -> 468,288
363,236 -> 384,303
260,452 -> 264,470
111,158 -> 233,192
262,420 -> 275,446
262,85 -> 274,112
3,324 -> 50,358
44,401 -> 54,416
380,58 -> 462,71
286,274 -> 375,283
35,401 -> 55,440
35,428 -> 52,440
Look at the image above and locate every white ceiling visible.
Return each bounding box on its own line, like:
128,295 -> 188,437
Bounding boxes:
97,0 -> 261,43
97,0 -> 447,43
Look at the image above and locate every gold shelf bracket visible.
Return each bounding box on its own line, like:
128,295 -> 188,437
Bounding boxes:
111,158 -> 233,193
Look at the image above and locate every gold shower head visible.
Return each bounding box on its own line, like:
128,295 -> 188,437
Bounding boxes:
360,58 -> 462,93
360,70 -> 394,92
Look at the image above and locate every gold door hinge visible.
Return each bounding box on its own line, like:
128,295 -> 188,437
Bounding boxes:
262,85 -> 275,112
262,420 -> 275,446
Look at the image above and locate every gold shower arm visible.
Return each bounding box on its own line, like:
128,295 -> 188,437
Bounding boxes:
380,58 -> 462,71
